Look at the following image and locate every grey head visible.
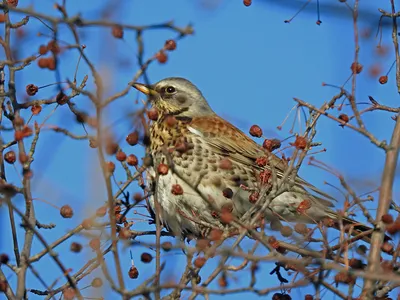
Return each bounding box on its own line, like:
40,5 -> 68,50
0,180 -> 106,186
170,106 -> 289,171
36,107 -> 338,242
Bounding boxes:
132,77 -> 215,117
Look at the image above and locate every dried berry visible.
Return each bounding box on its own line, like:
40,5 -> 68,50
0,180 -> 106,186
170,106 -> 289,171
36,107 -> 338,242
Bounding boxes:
127,154 -> 138,166
349,258 -> 363,269
243,0 -> 252,6
194,257 -> 206,268
381,242 -> 394,254
56,92 -> 68,105
249,125 -> 263,137
294,223 -> 308,235
91,278 -> 103,288
293,136 -> 307,150
156,51 -> 168,64
147,108 -> 159,121
379,75 -> 388,84
381,214 -> 394,224
164,39 -> 177,51
209,229 -> 223,241
4,151 -> 16,164
351,62 -> 363,74
259,170 -> 271,184
171,184 -> 183,195
297,199 -> 312,214
38,57 -> 49,68
222,187 -> 233,199
115,214 -> 127,224
26,84 -> 39,96
70,242 -> 83,253
133,192 -> 142,202
47,57 -> 56,70
140,252 -> 153,263
280,226 -> 293,237
39,45 -> 48,55
255,156 -> 268,167
386,221 -> 400,235
128,266 -> 139,279
60,205 -> 74,218
7,0 -> 18,7
112,25 -> 124,39
262,138 -> 281,152
126,131 -> 139,146
157,163 -> 169,175
334,272 -> 355,285
338,114 -> 349,123
0,254 -> 9,264
47,40 -> 60,54
0,280 -> 7,293
218,275 -> 227,288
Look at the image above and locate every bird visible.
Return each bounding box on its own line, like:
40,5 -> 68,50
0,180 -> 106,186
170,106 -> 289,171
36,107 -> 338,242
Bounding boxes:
132,77 -> 375,240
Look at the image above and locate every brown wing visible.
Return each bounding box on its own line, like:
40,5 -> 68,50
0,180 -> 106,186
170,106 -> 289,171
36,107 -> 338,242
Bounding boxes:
189,115 -> 336,206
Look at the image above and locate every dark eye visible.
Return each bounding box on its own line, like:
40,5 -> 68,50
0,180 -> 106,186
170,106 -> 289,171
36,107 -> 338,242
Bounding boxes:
166,86 -> 176,94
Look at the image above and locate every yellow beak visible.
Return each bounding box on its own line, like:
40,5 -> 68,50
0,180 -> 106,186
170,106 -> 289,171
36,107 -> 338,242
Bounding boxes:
132,82 -> 157,96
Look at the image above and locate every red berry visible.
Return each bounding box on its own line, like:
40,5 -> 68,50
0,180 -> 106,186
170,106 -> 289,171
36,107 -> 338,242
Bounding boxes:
156,51 -> 168,64
116,151 -> 127,162
157,163 -> 169,175
127,154 -> 138,166
194,257 -> 206,268
112,25 -> 124,39
70,242 -> 83,253
26,84 -> 38,96
164,39 -> 177,51
126,131 -> 139,146
243,0 -> 252,6
147,108 -> 159,121
140,252 -> 153,263
60,205 -> 74,218
249,125 -> 263,137
4,151 -> 16,164
379,75 -> 388,84
128,266 -> 139,279
171,184 -> 183,195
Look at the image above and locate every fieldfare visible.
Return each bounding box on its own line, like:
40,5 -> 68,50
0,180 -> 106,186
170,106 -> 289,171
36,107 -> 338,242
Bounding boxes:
132,77 -> 372,239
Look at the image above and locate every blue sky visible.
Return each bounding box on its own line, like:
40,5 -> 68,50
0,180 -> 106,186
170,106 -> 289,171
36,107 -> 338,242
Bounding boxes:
1,0 -> 399,299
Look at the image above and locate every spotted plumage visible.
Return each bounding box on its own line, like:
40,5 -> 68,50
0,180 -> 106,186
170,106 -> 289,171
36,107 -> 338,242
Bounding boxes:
133,77 -> 374,239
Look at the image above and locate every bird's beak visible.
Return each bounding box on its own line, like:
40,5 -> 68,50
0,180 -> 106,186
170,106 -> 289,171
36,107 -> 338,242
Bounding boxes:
132,82 -> 158,96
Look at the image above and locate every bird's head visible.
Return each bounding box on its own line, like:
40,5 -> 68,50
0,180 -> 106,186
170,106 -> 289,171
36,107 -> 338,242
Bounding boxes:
132,77 -> 214,117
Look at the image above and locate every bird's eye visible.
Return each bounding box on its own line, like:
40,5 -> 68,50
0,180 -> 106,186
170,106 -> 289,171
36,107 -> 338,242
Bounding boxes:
166,86 -> 176,94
